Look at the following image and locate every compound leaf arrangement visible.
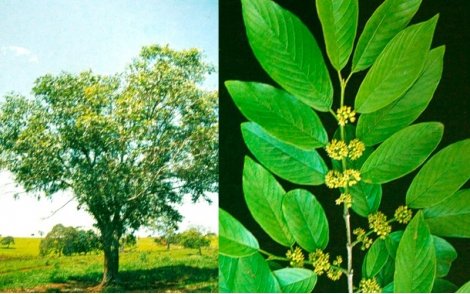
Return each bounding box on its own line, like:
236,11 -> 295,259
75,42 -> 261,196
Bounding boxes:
220,0 -> 470,293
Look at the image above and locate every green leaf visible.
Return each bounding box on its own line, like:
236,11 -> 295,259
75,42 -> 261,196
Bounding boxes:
433,235 -> 457,278
273,268 -> 317,293
241,122 -> 328,186
362,239 -> 389,278
315,0 -> 358,70
382,282 -> 394,293
226,81 -> 328,149
375,257 -> 395,287
282,189 -> 329,251
219,209 -> 259,257
355,15 -> 438,113
383,279 -> 458,293
394,211 -> 436,293
241,0 -> 333,111
407,139 -> 470,208
219,253 -> 281,292
356,46 -> 445,146
432,279 -> 458,293
243,157 -> 294,247
386,231 -> 457,278
350,179 -> 382,218
385,231 -> 403,259
360,122 -> 443,184
424,189 -> 470,238
352,0 -> 422,72
457,280 -> 470,293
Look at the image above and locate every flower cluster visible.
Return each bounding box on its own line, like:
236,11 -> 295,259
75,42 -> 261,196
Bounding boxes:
286,246 -> 305,268
325,139 -> 366,161
336,106 -> 356,126
394,205 -> 413,224
325,170 -> 345,188
348,139 -> 366,160
368,212 -> 392,239
343,169 -> 361,186
359,278 -> 381,293
353,228 -> 373,250
326,139 -> 348,160
325,169 -> 361,189
309,249 -> 330,275
327,256 -> 344,281
335,193 -> 352,208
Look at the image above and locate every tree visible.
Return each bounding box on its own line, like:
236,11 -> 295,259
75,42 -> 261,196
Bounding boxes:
178,228 -> 211,255
40,224 -> 101,256
119,234 -> 137,251
151,213 -> 181,250
0,236 -> 15,248
0,44 -> 218,285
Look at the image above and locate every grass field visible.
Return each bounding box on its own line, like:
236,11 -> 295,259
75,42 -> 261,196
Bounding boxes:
0,237 -> 218,292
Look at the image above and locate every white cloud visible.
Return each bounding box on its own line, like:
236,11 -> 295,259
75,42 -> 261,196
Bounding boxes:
1,45 -> 39,63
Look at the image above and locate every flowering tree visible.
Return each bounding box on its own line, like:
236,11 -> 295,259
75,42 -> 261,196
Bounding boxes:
0,44 -> 217,285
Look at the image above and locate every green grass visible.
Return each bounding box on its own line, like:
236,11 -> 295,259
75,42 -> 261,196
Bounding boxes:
0,237 -> 218,292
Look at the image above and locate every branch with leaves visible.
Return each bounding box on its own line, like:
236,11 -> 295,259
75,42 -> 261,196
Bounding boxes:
219,0 -> 470,293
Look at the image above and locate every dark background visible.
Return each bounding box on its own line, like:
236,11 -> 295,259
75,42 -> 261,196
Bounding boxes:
219,0 -> 470,292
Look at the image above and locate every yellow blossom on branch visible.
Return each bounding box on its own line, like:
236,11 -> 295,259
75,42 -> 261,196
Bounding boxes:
394,205 -> 413,224
336,193 -> 352,208
353,227 -> 373,250
286,246 -> 305,268
309,249 -> 331,275
336,106 -> 356,126
325,170 -> 346,189
348,139 -> 365,160
359,277 -> 381,293
343,169 -> 361,187
368,212 -> 392,239
326,139 -> 348,160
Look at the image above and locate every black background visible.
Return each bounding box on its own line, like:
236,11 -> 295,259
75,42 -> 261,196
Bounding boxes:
219,0 -> 470,292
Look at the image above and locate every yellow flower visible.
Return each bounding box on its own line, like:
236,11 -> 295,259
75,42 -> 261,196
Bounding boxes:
353,227 -> 373,250
343,169 -> 361,187
286,246 -> 305,268
336,193 -> 352,208
353,228 -> 366,237
325,169 -> 361,189
325,170 -> 346,189
359,278 -> 381,293
368,212 -> 392,239
337,106 -> 356,126
332,255 -> 343,266
394,205 -> 413,224
309,249 -> 330,275
327,267 -> 343,281
361,237 -> 373,250
348,139 -> 366,160
326,139 -> 349,160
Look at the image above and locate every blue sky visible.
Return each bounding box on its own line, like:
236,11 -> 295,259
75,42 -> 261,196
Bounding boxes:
0,0 -> 218,236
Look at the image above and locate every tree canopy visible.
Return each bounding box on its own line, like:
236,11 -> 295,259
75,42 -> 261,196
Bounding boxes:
40,224 -> 100,256
178,227 -> 211,255
0,236 -> 15,248
0,44 -> 218,284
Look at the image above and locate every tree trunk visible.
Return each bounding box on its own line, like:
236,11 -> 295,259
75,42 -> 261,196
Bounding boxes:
167,242 -> 170,251
101,232 -> 120,286
198,246 -> 202,255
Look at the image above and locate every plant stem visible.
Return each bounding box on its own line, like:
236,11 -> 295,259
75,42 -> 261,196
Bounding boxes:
337,70 -> 354,293
343,204 -> 354,293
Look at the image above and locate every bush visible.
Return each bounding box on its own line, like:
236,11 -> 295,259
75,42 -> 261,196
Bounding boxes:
177,228 -> 211,255
0,236 -> 15,248
40,224 -> 100,256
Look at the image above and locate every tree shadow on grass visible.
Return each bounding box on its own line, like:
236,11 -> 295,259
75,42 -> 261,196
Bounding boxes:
66,265 -> 218,293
